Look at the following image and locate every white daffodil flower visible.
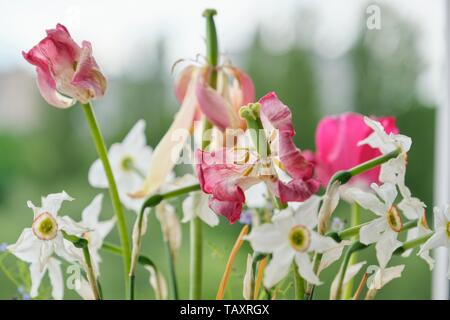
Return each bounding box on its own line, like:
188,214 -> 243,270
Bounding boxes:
358,117 -> 411,197
400,211 -> 434,270
8,191 -> 85,270
419,206 -> 450,277
145,265 -> 168,300
8,191 -> 86,300
330,261 -> 366,300
88,120 -> 152,213
318,240 -> 353,275
29,258 -> 63,300
366,264 -> 405,299
345,183 -> 404,268
155,202 -> 182,258
77,194 -> 116,274
245,196 -> 337,288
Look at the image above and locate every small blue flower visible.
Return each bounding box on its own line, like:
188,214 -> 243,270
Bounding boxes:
0,243 -> 8,252
17,287 -> 31,300
330,217 -> 346,232
239,210 -> 253,225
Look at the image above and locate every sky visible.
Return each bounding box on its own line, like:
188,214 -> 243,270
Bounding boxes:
0,0 -> 446,104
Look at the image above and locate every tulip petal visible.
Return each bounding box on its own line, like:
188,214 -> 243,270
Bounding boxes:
71,41 -> 107,103
196,76 -> 232,131
130,77 -> 198,198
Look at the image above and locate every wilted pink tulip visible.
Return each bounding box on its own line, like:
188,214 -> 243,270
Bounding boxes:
314,112 -> 398,186
23,24 -> 106,108
174,64 -> 255,130
196,92 -> 320,223
130,63 -> 255,198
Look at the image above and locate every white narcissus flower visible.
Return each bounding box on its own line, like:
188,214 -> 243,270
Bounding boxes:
419,206 -> 450,277
330,261 -> 366,300
318,240 -> 352,275
88,119 -> 152,213
366,264 -> 405,299
345,183 -> 404,268
7,191 -> 87,299
145,265 -> 168,300
245,196 -> 337,288
358,116 -> 412,196
29,258 -> 63,300
401,213 -> 434,270
77,194 -> 116,274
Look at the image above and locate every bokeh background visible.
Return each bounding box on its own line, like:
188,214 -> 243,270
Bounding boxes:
0,0 -> 446,299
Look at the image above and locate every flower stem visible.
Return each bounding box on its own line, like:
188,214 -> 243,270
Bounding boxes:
216,225 -> 249,300
166,240 -> 179,300
81,102 -> 131,290
190,216 -> 202,299
343,202 -> 360,299
393,232 -> 433,255
62,231 -> 101,300
334,241 -> 367,299
82,246 -> 101,300
347,149 -> 401,179
292,263 -> 305,300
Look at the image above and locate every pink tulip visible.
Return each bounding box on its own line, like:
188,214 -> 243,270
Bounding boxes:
23,24 -> 106,108
314,112 -> 398,186
196,92 -> 320,223
174,64 -> 255,130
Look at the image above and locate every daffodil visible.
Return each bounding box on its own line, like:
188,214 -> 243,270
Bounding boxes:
358,117 -> 412,196
7,191 -> 86,299
345,183 -> 404,267
77,194 -> 116,274
88,119 -> 152,213
419,206 -> 450,277
245,196 -> 336,287
365,264 -> 405,299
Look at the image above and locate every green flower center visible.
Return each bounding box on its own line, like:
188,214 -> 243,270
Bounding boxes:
32,212 -> 58,240
121,156 -> 134,171
386,206 -> 402,232
288,225 -> 311,252
446,222 -> 450,238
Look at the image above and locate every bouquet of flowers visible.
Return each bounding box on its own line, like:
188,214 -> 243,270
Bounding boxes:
3,9 -> 448,300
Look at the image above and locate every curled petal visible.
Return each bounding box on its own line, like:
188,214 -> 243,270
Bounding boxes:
71,41 -> 107,103
269,177 -> 320,203
174,65 -> 195,102
130,76 -> 198,198
259,91 -> 294,133
196,75 -> 233,130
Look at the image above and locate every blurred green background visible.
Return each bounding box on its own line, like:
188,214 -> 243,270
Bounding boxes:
0,2 -> 438,299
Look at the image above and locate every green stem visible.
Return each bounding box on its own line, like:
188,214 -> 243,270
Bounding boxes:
344,202 -> 360,299
82,102 -> 131,290
190,216 -> 202,299
394,233 -> 433,255
348,149 -> 401,179
292,263 -> 305,300
304,253 -> 322,300
166,241 -> 179,300
82,246 -> 101,300
63,231 -> 101,300
335,242 -> 367,300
